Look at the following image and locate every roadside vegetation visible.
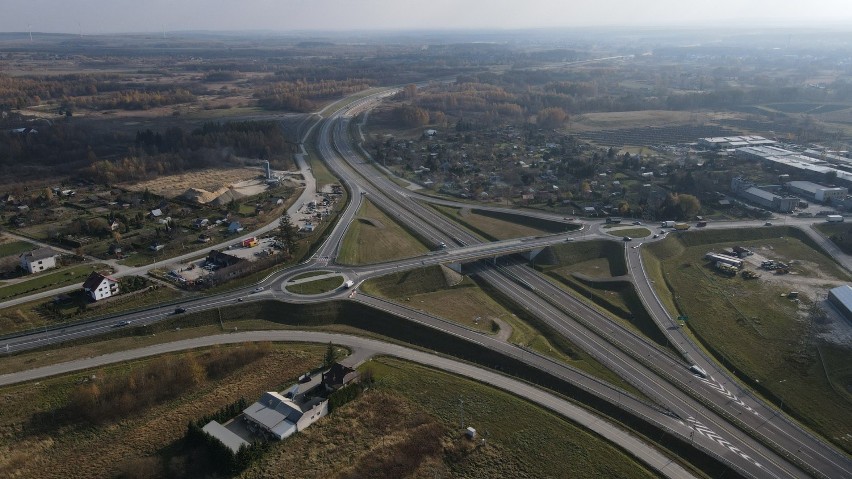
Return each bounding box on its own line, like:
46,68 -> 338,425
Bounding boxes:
430,204 -> 552,240
248,357 -> 659,479
285,275 -> 344,294
0,343 -> 325,479
338,199 -> 429,265
360,265 -> 643,393
642,228 -> 852,453
535,240 -> 671,348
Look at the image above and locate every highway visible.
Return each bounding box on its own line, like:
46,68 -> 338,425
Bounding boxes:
0,330 -> 697,479
2,88 -> 851,478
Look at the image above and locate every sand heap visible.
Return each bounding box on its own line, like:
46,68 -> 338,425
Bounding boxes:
179,186 -> 245,205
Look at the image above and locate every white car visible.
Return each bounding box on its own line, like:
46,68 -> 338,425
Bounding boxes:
253,286 -> 264,293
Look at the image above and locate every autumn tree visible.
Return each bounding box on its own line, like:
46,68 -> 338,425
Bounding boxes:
537,107 -> 569,129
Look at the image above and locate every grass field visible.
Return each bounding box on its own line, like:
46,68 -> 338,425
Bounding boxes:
0,263 -> 109,301
361,265 -> 641,393
0,240 -> 35,258
337,199 -> 429,265
608,227 -> 652,238
0,343 -> 326,479
248,357 -> 660,479
431,204 -> 550,241
285,275 -> 344,294
0,285 -> 185,336
0,346 -> 658,479
537,241 -> 671,348
643,231 -> 852,453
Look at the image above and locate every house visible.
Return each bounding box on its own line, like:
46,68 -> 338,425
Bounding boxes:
108,243 -> 123,258
109,220 -> 121,231
228,221 -> 243,234
82,272 -> 120,301
149,208 -> 163,218
194,218 -> 209,229
206,249 -> 243,268
321,363 -> 358,391
149,242 -> 165,252
242,374 -> 329,440
197,234 -> 211,243
19,248 -> 59,274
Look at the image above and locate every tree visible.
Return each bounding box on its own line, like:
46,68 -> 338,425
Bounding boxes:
324,342 -> 337,367
278,213 -> 298,254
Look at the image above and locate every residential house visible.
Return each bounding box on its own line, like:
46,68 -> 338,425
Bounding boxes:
82,272 -> 120,301
228,221 -> 243,234
194,218 -> 210,229
19,247 -> 59,274
149,242 -> 165,252
242,373 -> 329,440
197,234 -> 212,243
149,208 -> 163,219
321,363 -> 358,391
206,249 -> 243,268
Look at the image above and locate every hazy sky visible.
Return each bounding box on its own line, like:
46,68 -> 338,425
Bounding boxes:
3,0 -> 851,33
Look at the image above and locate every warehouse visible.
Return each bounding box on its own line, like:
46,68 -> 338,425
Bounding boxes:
828,285 -> 852,321
785,181 -> 847,203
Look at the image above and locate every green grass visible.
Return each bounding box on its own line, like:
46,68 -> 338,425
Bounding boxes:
814,222 -> 852,254
338,199 -> 429,265
357,358 -> 661,479
290,271 -> 332,281
362,266 -> 643,395
0,240 -> 35,258
643,231 -> 852,453
431,204 -> 551,241
0,285 -> 185,336
0,263 -> 109,301
608,227 -> 651,238
285,275 -> 344,294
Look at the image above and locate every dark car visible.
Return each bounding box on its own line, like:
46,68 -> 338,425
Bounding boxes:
174,307 -> 186,314
113,320 -> 130,328
623,236 -> 632,241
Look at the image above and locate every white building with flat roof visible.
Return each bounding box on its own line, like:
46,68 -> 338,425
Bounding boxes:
786,181 -> 848,203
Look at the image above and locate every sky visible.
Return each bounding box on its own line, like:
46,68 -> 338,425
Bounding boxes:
2,0 -> 851,34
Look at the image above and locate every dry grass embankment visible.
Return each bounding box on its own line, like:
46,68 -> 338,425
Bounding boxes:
338,199 -> 430,265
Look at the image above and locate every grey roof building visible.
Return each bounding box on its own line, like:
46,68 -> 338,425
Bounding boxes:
828,285 -> 852,321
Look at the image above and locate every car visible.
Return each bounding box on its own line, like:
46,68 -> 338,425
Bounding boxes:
565,237 -> 575,242
764,222 -> 773,226
237,297 -> 244,302
253,286 -> 264,293
632,221 -> 642,225
174,307 -> 186,314
113,320 -> 130,327
622,236 -> 632,241
653,234 -> 659,238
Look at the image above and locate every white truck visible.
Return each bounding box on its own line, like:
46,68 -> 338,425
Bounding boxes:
343,280 -> 355,289
689,364 -> 708,378
661,220 -> 676,228
826,215 -> 844,223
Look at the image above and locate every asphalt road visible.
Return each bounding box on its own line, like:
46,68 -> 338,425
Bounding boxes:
2,89 -> 851,478
0,330 -> 698,479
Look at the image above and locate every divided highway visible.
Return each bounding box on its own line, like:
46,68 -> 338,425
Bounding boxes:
2,88 -> 850,478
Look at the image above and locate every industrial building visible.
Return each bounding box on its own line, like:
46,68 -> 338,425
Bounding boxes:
699,136 -> 776,149
828,285 -> 852,321
735,146 -> 852,187
785,181 -> 847,203
730,177 -> 798,213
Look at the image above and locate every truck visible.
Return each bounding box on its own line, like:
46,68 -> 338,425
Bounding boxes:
606,217 -> 622,224
674,223 -> 690,231
827,215 -> 844,223
241,237 -> 258,248
343,280 -> 355,289
689,365 -> 708,378
661,221 -> 676,228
